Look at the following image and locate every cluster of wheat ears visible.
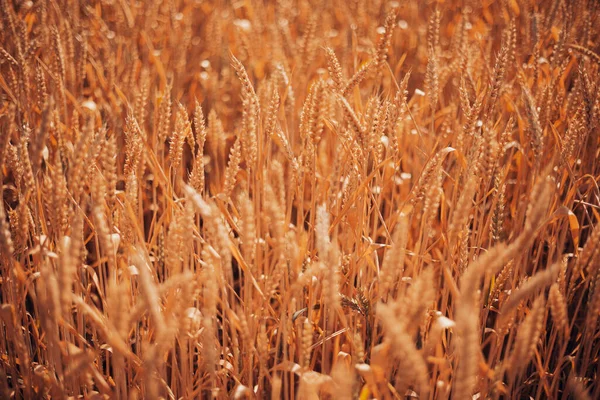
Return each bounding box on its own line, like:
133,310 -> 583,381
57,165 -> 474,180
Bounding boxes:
0,0 -> 599,399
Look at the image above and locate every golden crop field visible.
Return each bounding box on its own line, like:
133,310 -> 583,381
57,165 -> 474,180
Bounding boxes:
1,0 -> 599,398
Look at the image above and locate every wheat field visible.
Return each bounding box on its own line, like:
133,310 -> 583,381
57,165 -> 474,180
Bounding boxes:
1,0 -> 599,399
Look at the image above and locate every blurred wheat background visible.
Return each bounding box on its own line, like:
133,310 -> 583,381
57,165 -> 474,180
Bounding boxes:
1,0 -> 599,398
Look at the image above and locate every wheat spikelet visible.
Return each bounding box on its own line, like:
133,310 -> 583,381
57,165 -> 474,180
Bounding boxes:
380,213 -> 409,298
157,83 -> 172,145
237,191 -> 256,265
520,77 -> 544,168
297,14 -> 318,76
341,61 -> 373,98
454,244 -> 512,399
569,44 -> 600,65
373,7 -> 398,71
264,82 -> 280,140
100,134 -> 117,209
578,223 -> 600,273
448,168 -> 478,241
498,262 -> 560,327
508,295 -> 546,378
223,137 -> 242,197
377,301 -> 430,398
301,318 -> 313,369
412,146 -> 455,206
586,270 -> 600,332
485,30 -> 510,119
549,283 -> 568,335
169,103 -> 190,172
425,44 -> 439,111
324,47 -> 344,92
